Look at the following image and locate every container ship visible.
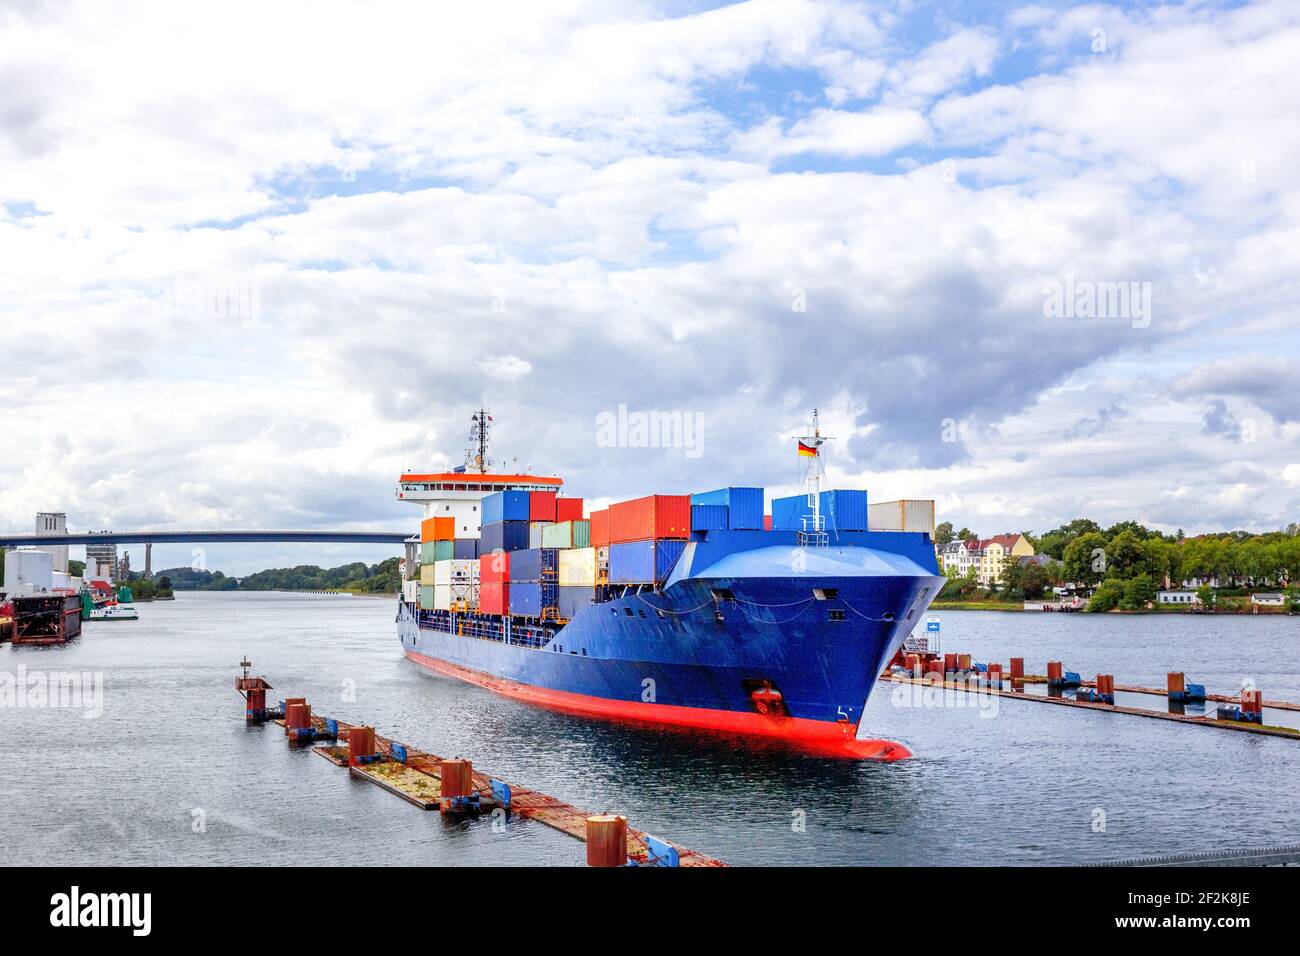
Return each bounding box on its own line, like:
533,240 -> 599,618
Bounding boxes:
396,410 -> 943,758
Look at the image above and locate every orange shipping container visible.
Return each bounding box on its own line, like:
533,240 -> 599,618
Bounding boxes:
589,509 -> 609,547
421,516 -> 455,542
608,494 -> 690,543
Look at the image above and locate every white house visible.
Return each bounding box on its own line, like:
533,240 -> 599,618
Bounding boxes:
1157,590 -> 1200,606
1251,592 -> 1285,607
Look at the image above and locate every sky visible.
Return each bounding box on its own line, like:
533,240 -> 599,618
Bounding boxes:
1,0 -> 1298,575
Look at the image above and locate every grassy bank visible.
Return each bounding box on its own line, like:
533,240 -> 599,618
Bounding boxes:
930,600 -> 1024,612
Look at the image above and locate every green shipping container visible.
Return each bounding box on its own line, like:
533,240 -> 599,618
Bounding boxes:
541,519 -> 590,549
420,585 -> 435,610
420,542 -> 437,565
434,539 -> 455,561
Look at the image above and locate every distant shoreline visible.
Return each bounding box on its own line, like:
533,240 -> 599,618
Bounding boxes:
932,600 -> 1295,616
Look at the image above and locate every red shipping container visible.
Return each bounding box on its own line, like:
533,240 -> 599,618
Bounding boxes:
589,509 -> 609,547
479,581 -> 509,616
608,494 -> 690,543
555,497 -> 584,522
479,551 -> 510,585
763,514 -> 772,530
529,491 -> 557,522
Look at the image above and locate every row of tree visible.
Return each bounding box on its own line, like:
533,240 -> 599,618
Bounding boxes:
155,557 -> 403,594
938,518 -> 1300,590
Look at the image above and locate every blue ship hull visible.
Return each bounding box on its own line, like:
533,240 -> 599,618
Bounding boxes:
399,530 -> 943,755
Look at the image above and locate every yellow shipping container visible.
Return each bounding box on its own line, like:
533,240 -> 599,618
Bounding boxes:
558,547 -> 598,586
420,564 -> 436,586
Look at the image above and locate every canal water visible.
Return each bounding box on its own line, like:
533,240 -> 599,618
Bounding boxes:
3,593 -> 1298,866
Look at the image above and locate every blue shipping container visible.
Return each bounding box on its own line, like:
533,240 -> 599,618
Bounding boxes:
609,539 -> 687,584
690,504 -> 729,531
480,520 -> 530,554
453,538 -> 479,560
510,581 -> 557,618
508,547 -> 558,583
690,487 -> 764,530
819,489 -> 868,531
771,494 -> 813,531
772,491 -> 869,531
482,490 -> 531,525
558,586 -> 597,620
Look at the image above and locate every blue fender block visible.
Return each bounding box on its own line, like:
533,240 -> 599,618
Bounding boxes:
644,835 -> 680,868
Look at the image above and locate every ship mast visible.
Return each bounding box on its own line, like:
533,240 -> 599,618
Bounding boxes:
796,408 -> 834,546
468,408 -> 493,474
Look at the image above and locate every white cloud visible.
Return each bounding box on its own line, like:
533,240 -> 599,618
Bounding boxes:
736,107 -> 930,158
2,0 -> 1298,572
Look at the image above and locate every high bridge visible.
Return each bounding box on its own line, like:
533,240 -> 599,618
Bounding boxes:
1,529 -> 414,578
0,530 -> 411,547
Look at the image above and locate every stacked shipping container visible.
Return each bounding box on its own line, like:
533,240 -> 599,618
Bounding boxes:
509,547 -> 559,618
689,487 -> 764,529
481,490 -> 531,555
478,551 -> 510,615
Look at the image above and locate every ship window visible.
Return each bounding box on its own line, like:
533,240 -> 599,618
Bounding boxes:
828,609 -> 846,622
637,609 -> 647,618
624,607 -> 634,617
813,588 -> 838,600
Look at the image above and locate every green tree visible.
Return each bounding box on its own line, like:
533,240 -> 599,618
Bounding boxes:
1037,518 -> 1102,560
1020,562 -> 1050,599
1105,529 -> 1145,578
1120,574 -> 1157,611
1196,584 -> 1215,609
934,521 -> 954,546
1064,532 -> 1108,587
1087,579 -> 1124,612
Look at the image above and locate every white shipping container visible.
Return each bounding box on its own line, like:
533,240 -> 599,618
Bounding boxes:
433,559 -> 477,585
867,499 -> 936,534
435,581 -> 479,611
403,580 -> 420,604
558,547 -> 598,586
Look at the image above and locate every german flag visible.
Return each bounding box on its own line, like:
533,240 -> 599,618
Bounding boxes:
797,440 -> 818,457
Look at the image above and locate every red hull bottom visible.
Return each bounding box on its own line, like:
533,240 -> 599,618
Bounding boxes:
404,650 -> 911,761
